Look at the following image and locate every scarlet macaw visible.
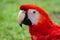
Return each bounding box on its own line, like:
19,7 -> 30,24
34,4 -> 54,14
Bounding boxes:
18,4 -> 60,40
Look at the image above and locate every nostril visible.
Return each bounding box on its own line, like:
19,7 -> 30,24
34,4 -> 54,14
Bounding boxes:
22,9 -> 26,11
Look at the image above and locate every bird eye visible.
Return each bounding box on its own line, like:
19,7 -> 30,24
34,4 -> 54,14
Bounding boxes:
33,11 -> 36,14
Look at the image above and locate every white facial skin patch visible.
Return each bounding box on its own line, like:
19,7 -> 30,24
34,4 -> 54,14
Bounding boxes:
27,9 -> 40,25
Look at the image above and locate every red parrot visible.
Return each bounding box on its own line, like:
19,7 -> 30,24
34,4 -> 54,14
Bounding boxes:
18,4 -> 60,40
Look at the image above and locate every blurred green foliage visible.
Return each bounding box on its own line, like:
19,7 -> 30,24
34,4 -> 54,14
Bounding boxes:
0,0 -> 60,40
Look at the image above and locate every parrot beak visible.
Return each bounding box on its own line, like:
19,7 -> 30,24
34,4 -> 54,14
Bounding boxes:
18,10 -> 25,27
18,10 -> 32,27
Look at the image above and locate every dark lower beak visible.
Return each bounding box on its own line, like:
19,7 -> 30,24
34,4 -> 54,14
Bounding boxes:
20,24 -> 22,27
19,13 -> 32,27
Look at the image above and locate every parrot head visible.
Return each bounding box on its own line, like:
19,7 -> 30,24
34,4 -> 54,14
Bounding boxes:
18,4 -> 50,27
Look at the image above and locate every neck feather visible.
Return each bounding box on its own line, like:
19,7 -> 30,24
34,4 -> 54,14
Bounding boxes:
29,16 -> 55,35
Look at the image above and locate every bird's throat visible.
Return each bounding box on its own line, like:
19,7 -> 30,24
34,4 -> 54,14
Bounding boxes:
29,17 -> 54,36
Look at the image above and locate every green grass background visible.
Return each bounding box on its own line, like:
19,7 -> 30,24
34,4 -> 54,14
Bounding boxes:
0,0 -> 60,40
